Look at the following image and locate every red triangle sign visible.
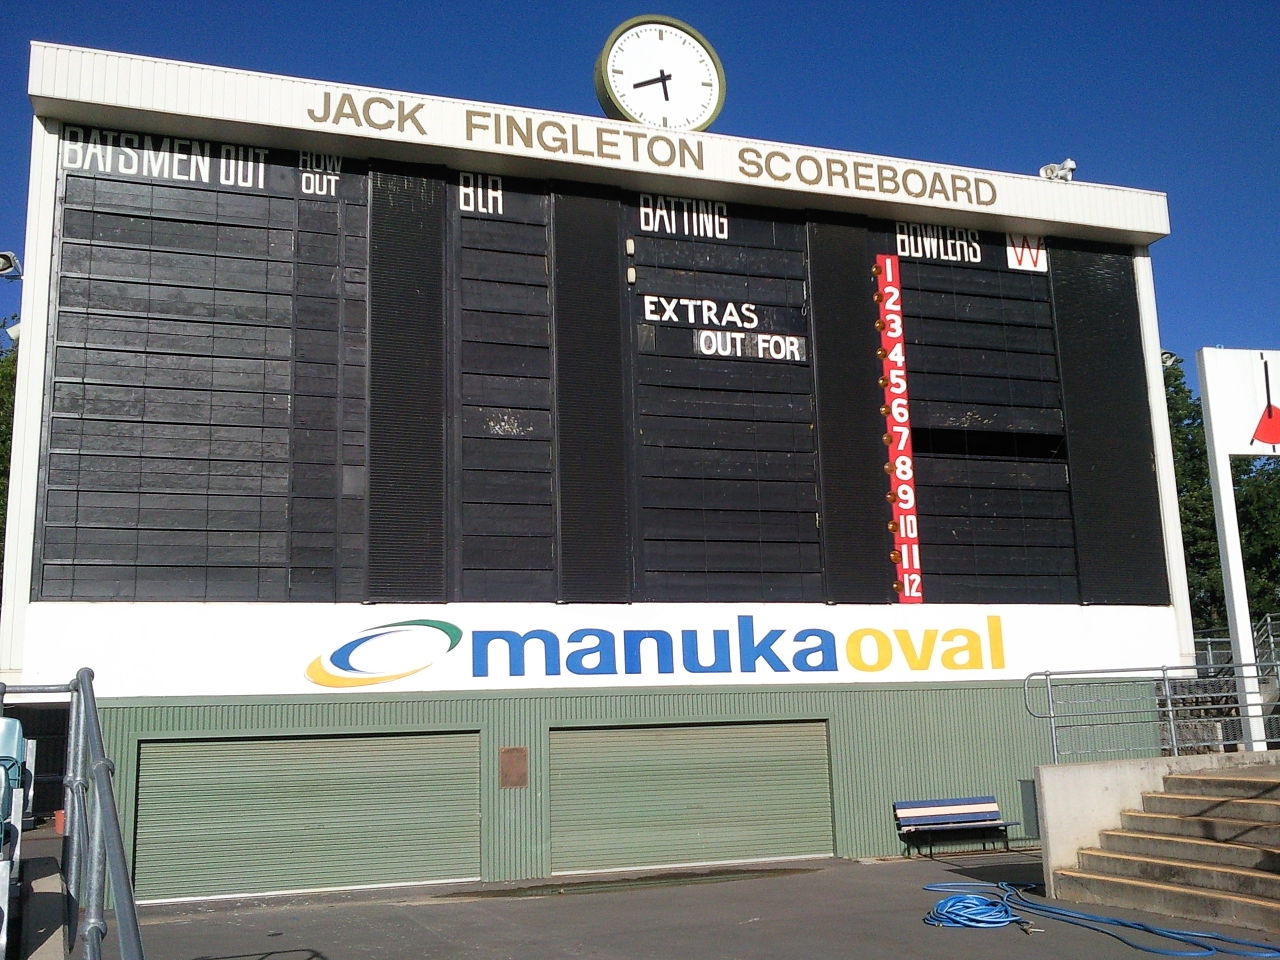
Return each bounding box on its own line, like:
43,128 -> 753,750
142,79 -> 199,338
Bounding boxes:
1254,405 -> 1280,445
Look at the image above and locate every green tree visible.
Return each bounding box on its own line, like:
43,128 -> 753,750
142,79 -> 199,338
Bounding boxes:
1165,356 -> 1224,630
1235,455 -> 1280,619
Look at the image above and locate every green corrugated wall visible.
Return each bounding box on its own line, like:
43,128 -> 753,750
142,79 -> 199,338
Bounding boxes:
100,681 -> 1058,897
549,722 -> 834,871
134,732 -> 482,898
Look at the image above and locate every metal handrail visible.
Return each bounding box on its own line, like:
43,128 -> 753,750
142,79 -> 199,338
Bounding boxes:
0,669 -> 144,959
1024,661 -> 1280,764
1256,613 -> 1280,659
1193,612 -> 1280,665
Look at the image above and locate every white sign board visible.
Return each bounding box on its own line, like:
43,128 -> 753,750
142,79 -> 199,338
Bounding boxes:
1198,347 -> 1280,748
1199,349 -> 1280,455
22,601 -> 1179,698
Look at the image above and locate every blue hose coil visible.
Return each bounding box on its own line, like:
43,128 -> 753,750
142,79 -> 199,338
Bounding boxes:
922,882 -> 1280,957
924,892 -> 1023,928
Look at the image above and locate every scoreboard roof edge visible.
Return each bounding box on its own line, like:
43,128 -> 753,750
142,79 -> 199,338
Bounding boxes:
27,42 -> 1170,244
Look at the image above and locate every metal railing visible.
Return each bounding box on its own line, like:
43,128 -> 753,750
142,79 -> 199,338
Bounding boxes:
1257,613 -> 1280,658
0,669 -> 144,960
1193,611 -> 1280,667
1024,661 -> 1280,764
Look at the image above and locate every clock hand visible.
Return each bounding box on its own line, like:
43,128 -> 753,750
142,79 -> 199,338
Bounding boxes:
632,70 -> 673,101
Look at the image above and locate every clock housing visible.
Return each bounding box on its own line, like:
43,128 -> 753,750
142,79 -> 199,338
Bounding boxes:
595,15 -> 726,132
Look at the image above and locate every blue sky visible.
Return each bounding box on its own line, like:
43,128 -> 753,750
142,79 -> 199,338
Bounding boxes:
2,0 -> 1277,392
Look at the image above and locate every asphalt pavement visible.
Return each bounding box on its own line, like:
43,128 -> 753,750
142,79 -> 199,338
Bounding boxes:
89,851 -> 1280,960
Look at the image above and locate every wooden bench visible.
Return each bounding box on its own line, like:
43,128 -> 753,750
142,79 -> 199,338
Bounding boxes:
892,795 -> 1019,857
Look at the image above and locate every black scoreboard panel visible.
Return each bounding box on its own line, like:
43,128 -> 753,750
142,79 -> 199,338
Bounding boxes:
36,129 -> 1170,607
454,176 -> 556,601
626,199 -> 820,602
42,131 -> 368,601
876,226 -> 1079,603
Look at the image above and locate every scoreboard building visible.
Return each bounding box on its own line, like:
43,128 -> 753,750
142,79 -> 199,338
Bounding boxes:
4,41 -> 1188,900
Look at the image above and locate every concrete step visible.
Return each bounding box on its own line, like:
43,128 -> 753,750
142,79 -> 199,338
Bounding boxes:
1166,770 -> 1280,800
1077,848 -> 1280,900
1054,868 -> 1280,932
1120,809 -> 1280,846
1143,791 -> 1280,823
1101,828 -> 1280,872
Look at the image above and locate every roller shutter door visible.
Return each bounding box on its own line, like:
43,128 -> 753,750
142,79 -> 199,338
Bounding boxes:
549,722 -> 833,873
133,732 -> 480,900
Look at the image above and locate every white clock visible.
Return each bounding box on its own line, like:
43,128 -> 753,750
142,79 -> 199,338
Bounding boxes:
594,15 -> 726,132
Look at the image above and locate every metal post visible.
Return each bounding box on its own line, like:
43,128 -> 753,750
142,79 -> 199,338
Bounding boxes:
63,675 -> 87,913
80,779 -> 108,959
1160,667 -> 1179,756
1044,673 -> 1060,764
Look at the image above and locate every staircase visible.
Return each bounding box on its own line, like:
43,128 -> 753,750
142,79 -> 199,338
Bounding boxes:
1055,765 -> 1280,931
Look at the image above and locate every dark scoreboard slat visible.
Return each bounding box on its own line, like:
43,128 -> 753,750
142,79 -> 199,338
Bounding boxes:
460,310 -> 551,347
915,455 -> 1068,489
458,248 -> 548,285
920,486 -> 1073,519
632,236 -> 807,277
911,399 -> 1064,434
905,319 -> 1057,355
907,343 -> 1062,381
462,501 -> 555,536
640,507 -> 819,543
923,544 -> 1078,576
640,477 -> 818,512
925,576 -> 1081,604
900,261 -> 1051,301
643,540 -> 822,573
909,373 -> 1062,408
460,218 -> 548,254
642,572 -> 825,602
630,266 -> 805,306
460,341 -> 552,378
906,291 -> 1054,326
461,406 -> 552,440
640,447 -> 813,482
635,385 -> 813,422
918,515 -> 1076,547
636,355 -> 812,393
459,372 -> 550,408
56,311 -> 295,359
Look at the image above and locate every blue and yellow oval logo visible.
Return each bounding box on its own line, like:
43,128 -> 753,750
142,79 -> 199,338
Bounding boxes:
305,619 -> 463,688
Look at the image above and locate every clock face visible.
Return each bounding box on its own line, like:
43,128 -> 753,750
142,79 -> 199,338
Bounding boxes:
595,17 -> 725,132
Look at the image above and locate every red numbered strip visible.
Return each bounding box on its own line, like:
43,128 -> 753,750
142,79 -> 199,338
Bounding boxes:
874,255 -> 923,603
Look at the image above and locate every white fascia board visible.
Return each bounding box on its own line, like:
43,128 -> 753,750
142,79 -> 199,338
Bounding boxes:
0,116 -> 61,673
29,42 -> 1169,244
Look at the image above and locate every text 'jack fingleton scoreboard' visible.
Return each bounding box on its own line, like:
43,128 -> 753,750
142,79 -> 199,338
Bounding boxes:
37,121 -> 1169,609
